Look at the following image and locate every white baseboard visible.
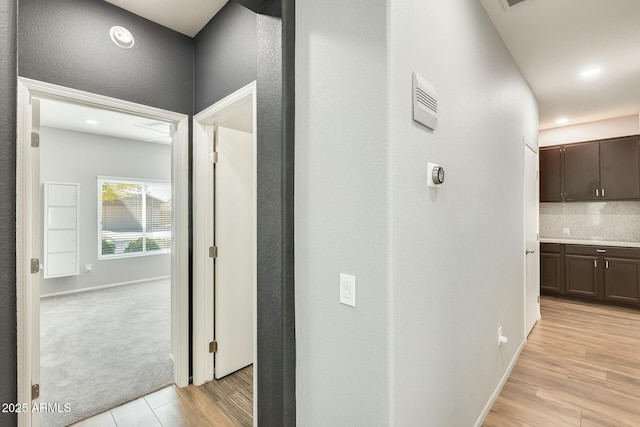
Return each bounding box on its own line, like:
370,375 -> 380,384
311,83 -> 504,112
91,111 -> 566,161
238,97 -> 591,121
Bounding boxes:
40,275 -> 171,298
474,339 -> 526,427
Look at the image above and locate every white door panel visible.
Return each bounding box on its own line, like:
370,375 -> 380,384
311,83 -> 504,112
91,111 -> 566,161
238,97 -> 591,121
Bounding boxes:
525,142 -> 540,336
215,126 -> 254,379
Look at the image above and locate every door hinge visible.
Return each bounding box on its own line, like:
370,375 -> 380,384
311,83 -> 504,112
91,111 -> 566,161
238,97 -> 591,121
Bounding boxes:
209,246 -> 218,259
537,296 -> 540,303
209,151 -> 218,163
209,341 -> 218,353
31,132 -> 40,148
31,384 -> 39,400
536,170 -> 539,180
30,258 -> 40,274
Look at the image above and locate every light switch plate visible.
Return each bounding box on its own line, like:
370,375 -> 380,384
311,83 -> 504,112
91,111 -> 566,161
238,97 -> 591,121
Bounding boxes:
563,228 -> 570,236
340,274 -> 356,307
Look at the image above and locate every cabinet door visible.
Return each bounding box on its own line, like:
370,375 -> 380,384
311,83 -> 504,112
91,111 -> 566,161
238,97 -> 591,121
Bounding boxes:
604,258 -> 640,304
540,148 -> 563,202
564,142 -> 600,201
565,255 -> 599,298
540,253 -> 564,294
600,137 -> 640,200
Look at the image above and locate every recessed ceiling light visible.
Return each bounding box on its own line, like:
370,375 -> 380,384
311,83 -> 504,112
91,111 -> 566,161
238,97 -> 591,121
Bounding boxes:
85,120 -> 99,125
556,118 -> 569,125
581,67 -> 601,78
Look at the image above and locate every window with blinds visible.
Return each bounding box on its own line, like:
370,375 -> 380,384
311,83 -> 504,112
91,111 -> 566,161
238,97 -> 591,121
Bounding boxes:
98,177 -> 171,259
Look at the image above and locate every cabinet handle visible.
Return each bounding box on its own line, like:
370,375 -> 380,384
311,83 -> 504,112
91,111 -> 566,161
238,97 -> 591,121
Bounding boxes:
602,188 -> 605,197
596,249 -> 606,253
594,260 -> 597,268
595,189 -> 599,197
606,261 -> 609,269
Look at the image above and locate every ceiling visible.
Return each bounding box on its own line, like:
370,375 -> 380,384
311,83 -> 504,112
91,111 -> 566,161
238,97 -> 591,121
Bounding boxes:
40,97 -> 253,142
104,0 -> 228,37
103,0 -> 640,131
40,99 -> 173,144
481,0 -> 640,130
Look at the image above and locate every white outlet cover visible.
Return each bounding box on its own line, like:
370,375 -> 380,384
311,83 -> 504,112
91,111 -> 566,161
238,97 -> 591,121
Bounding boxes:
563,228 -> 570,236
340,274 -> 356,307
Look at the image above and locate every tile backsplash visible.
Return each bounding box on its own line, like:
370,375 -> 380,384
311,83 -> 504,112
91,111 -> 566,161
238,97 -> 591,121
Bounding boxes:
540,201 -> 640,243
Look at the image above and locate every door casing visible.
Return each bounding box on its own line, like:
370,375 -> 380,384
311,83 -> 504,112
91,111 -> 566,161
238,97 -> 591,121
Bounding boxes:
192,81 -> 257,423
16,77 -> 190,427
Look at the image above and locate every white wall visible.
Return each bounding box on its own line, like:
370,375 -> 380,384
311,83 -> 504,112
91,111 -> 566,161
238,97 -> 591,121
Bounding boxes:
295,0 -> 391,425
296,0 -> 539,425
539,114 -> 640,147
387,1 -> 538,425
40,127 -> 171,296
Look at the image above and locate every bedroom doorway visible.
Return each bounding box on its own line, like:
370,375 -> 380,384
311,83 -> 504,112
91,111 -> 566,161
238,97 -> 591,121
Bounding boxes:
16,78 -> 189,427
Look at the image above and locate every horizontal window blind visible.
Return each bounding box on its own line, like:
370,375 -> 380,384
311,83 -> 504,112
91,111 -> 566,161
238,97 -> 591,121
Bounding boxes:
98,177 -> 171,258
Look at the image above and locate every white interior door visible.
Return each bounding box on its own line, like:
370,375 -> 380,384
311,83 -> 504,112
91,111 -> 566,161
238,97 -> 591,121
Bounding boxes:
214,126 -> 254,379
524,141 -> 540,336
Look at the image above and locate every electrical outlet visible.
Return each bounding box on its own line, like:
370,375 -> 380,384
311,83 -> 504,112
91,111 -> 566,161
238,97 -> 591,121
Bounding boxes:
86,264 -> 92,273
563,228 -> 570,236
498,326 -> 508,347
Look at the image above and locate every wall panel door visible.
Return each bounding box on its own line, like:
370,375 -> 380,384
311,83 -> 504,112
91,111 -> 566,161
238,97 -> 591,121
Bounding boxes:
214,126 -> 254,379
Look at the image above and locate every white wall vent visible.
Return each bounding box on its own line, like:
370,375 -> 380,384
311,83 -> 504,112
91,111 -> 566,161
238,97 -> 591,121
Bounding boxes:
412,72 -> 438,131
500,0 -> 528,10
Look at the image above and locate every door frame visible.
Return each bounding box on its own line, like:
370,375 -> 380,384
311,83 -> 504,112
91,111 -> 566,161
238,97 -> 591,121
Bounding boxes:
192,81 -> 257,396
523,136 -> 540,338
16,77 -> 190,427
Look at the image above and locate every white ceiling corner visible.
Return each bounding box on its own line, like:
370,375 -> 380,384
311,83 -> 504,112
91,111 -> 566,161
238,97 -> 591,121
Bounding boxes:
104,0 -> 229,37
481,0 -> 640,130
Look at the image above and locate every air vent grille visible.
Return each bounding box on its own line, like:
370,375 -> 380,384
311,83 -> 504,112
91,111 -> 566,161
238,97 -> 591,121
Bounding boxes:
412,72 -> 438,130
416,87 -> 438,114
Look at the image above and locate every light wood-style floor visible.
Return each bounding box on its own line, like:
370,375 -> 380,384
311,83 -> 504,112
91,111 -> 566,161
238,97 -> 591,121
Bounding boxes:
71,365 -> 253,427
484,297 -> 640,426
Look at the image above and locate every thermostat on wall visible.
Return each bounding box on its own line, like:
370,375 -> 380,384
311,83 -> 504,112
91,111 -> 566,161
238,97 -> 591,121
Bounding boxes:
427,162 -> 444,189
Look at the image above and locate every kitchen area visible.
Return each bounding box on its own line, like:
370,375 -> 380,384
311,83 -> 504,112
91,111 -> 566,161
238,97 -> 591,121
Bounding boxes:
539,115 -> 640,307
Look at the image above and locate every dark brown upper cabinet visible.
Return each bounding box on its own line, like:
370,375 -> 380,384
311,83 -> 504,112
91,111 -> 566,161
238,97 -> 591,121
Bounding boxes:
539,147 -> 563,202
599,136 -> 640,200
539,135 -> 640,202
564,142 -> 600,201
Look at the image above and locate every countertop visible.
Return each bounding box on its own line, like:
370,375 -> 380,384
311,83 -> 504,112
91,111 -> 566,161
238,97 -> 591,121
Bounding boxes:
539,238 -> 640,248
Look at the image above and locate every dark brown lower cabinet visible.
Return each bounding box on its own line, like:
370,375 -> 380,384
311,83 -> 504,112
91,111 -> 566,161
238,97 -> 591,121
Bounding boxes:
540,244 -> 564,294
604,258 -> 640,304
541,243 -> 640,308
565,255 -> 599,299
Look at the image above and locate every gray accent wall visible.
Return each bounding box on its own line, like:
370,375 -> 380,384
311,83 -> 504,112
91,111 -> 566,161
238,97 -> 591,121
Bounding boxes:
194,2 -> 258,113
40,127 -> 171,296
0,0 -> 17,425
18,0 -> 193,114
256,9 -> 296,426
9,0 -> 294,424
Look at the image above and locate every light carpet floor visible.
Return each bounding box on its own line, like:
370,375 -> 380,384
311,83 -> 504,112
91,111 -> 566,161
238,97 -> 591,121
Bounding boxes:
40,279 -> 173,427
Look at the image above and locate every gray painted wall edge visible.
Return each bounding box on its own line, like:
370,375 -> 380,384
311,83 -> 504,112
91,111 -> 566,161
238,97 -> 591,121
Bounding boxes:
0,0 -> 18,425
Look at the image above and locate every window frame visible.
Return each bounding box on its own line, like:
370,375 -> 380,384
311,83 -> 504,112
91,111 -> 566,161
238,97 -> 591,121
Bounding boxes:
97,176 -> 172,260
